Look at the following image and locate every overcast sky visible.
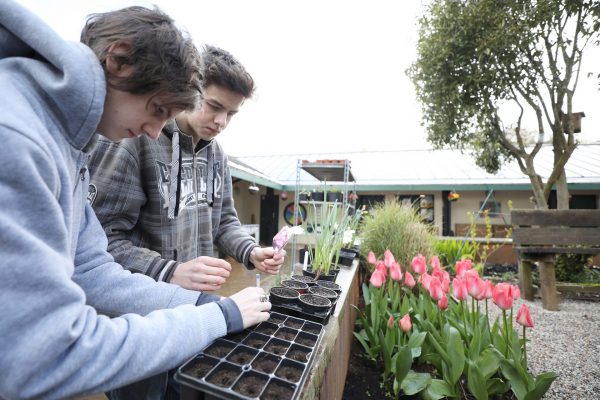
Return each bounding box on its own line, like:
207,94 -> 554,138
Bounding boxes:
15,0 -> 600,157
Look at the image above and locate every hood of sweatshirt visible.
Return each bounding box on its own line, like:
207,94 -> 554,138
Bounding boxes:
0,0 -> 105,151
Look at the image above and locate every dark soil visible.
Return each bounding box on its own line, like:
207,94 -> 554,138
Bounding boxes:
308,286 -> 338,300
343,336 -> 392,399
264,339 -> 290,356
295,332 -> 317,347
283,317 -> 304,329
255,322 -> 278,336
302,322 -> 322,335
243,333 -> 269,349
275,327 -> 298,341
268,313 -> 286,325
226,347 -> 258,365
232,373 -> 268,397
275,362 -> 303,383
282,279 -> 309,292
315,280 -> 342,292
204,341 -> 235,358
252,353 -> 281,374
206,366 -> 239,388
182,356 -> 217,379
299,294 -> 331,311
286,345 -> 310,363
261,379 -> 295,400
270,286 -> 300,299
291,274 -> 316,284
224,330 -> 248,342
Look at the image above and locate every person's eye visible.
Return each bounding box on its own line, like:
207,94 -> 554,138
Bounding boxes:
154,106 -> 166,117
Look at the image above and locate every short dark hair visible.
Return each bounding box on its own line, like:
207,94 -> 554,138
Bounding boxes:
202,45 -> 254,99
81,6 -> 202,111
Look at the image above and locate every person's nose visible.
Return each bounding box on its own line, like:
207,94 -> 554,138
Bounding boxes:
215,111 -> 228,128
143,119 -> 167,140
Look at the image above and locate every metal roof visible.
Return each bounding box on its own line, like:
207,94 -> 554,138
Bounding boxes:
228,143 -> 600,191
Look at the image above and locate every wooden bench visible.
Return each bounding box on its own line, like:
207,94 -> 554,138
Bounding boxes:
511,209 -> 600,310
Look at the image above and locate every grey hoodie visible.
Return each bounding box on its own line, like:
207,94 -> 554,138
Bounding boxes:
0,1 -> 231,398
89,121 -> 258,282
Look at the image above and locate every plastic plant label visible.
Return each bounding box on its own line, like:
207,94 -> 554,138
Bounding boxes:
273,226 -> 304,253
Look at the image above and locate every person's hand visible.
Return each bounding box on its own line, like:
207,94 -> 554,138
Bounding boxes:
170,256 -> 231,291
229,287 -> 271,328
249,247 -> 286,275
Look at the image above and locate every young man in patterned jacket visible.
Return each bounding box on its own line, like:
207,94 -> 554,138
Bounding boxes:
89,45 -> 285,398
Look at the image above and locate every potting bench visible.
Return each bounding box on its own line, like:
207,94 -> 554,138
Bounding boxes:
511,209 -> 600,310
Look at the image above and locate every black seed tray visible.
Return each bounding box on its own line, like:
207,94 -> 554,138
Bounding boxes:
175,312 -> 323,400
271,301 -> 333,325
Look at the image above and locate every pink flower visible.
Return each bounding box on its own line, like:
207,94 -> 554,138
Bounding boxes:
411,254 -> 427,275
512,285 -> 521,300
441,271 -> 450,293
493,282 -> 514,310
429,277 -> 444,301
367,251 -> 377,265
369,270 -> 385,288
384,250 -> 395,268
399,314 -> 412,333
388,315 -> 395,329
390,261 -> 402,282
465,270 -> 485,300
404,272 -> 416,288
455,259 -> 473,279
430,255 -> 441,271
483,280 -> 494,299
516,304 -> 534,328
452,277 -> 468,301
438,294 -> 449,310
375,261 -> 387,280
419,272 -> 432,291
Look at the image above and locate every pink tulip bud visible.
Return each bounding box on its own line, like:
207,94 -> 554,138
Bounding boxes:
411,254 -> 427,275
404,272 -> 416,288
493,282 -> 514,310
419,272 -> 431,291
455,259 -> 473,279
516,304 -> 534,328
399,314 -> 412,333
483,280 -> 494,299
369,270 -> 385,288
384,250 -> 395,268
512,285 -> 521,300
452,277 -> 468,301
429,277 -> 444,300
465,270 -> 485,300
367,251 -> 377,265
441,271 -> 450,293
375,261 -> 387,280
388,314 -> 395,329
430,255 -> 441,270
438,294 -> 449,310
390,261 -> 402,282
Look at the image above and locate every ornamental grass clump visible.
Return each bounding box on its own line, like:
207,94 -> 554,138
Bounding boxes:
353,250 -> 557,399
359,201 -> 434,271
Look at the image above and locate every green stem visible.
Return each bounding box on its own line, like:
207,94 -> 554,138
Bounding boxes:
502,310 -> 509,358
522,326 -> 528,369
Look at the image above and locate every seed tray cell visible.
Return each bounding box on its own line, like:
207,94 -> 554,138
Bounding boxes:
176,313 -> 323,400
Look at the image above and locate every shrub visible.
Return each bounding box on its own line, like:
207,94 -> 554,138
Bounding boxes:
434,238 -> 478,268
359,201 -> 434,269
555,251 -> 592,282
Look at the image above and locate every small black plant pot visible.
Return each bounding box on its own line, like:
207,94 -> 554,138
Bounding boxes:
269,286 -> 300,306
326,191 -> 343,203
308,286 -> 339,306
298,293 -> 332,313
291,274 -> 316,286
302,265 -> 338,282
310,191 -> 324,202
298,192 -> 309,201
315,279 -> 342,294
338,248 -> 358,267
281,279 -> 309,293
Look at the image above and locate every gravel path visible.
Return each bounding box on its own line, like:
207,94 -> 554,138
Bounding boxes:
494,298 -> 600,399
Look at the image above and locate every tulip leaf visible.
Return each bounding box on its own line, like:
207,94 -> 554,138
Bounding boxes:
361,282 -> 371,305
445,326 -> 465,385
424,379 -> 456,399
394,345 -> 413,384
524,372 -> 558,400
487,378 -> 510,396
500,359 -> 528,400
408,331 -> 427,348
467,360 -> 488,400
478,347 -> 502,379
400,370 -> 432,395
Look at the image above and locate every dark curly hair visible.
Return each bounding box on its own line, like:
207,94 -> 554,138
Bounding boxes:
81,6 -> 202,111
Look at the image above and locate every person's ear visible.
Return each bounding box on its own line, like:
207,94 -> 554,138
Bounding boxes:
105,42 -> 134,78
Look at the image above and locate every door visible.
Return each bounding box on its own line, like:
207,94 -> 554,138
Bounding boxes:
260,188 -> 279,246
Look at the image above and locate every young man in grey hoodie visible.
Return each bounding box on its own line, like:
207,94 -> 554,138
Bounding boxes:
0,2 -> 270,399
89,44 -> 286,400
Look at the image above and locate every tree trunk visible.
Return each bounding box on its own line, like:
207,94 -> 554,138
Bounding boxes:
556,170 -> 570,210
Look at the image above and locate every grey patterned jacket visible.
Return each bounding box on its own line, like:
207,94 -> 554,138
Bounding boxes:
89,120 -> 257,283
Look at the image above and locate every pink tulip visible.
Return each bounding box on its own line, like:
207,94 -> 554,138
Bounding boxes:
399,314 -> 412,333
465,270 -> 485,300
404,272 -> 416,288
430,255 -> 441,271
438,294 -> 449,310
384,250 -> 395,268
455,259 -> 473,279
390,261 -> 402,282
419,272 -> 432,291
452,277 -> 468,301
493,282 -> 514,310
375,261 -> 387,280
369,270 -> 385,288
367,251 -> 377,265
429,277 -> 444,301
516,304 -> 534,328
441,271 -> 450,293
432,264 -> 444,281
512,285 -> 521,300
411,254 -> 427,275
483,280 -> 494,299
388,315 -> 395,329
